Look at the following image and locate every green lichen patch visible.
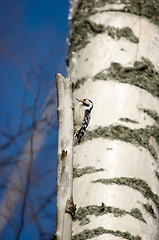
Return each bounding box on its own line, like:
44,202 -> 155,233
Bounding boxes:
142,203 -> 157,218
122,0 -> 159,26
155,171 -> 159,181
68,0 -> 159,64
93,177 -> 159,211
73,203 -> 146,224
80,125 -> 159,160
98,0 -> 159,26
71,0 -> 96,24
73,77 -> 87,90
106,26 -> 139,43
73,167 -> 105,178
80,217 -> 90,225
68,22 -> 139,65
72,0 -> 159,27
68,0 -> 139,65
94,58 -> 159,98
140,108 -> 159,123
72,226 -> 141,240
119,118 -> 139,124
130,208 -> 145,222
68,20 -> 105,65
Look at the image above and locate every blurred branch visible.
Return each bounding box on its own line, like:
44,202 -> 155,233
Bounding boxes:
0,46 -> 57,239
16,72 -> 42,240
40,46 -> 54,71
0,89 -> 57,233
29,51 -> 40,74
0,124 -> 35,150
21,72 -> 36,98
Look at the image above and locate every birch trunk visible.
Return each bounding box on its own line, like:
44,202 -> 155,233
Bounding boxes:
68,1 -> 159,239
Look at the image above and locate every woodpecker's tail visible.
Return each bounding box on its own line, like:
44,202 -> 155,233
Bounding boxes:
75,127 -> 86,143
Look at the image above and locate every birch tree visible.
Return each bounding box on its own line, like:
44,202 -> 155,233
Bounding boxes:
66,0 -> 159,239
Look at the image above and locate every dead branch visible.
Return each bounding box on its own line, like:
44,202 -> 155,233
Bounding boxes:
56,73 -> 73,240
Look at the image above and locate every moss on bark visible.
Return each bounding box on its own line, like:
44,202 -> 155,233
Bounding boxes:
79,125 -> 159,160
73,203 -> 146,225
73,167 -> 104,178
93,177 -> 159,211
94,58 -> 159,98
72,226 -> 141,240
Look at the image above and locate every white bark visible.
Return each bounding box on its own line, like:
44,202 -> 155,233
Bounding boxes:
56,74 -> 73,240
69,1 -> 159,240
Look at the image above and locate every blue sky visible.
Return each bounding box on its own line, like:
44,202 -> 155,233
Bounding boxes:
0,0 -> 69,125
0,0 -> 69,239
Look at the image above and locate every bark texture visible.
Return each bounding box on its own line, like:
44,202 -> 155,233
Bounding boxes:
56,74 -> 74,240
68,1 -> 159,239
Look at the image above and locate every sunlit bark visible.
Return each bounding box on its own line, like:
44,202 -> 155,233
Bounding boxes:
68,1 -> 159,239
56,74 -> 74,240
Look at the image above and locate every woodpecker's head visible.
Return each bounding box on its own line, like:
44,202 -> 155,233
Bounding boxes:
76,98 -> 93,111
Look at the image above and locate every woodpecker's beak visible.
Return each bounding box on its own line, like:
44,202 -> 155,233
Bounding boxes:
76,98 -> 82,102
76,98 -> 87,105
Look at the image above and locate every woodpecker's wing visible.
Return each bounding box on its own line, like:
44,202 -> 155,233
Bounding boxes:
76,109 -> 91,143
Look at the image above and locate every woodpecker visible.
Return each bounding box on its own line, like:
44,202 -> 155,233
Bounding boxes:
73,98 -> 93,143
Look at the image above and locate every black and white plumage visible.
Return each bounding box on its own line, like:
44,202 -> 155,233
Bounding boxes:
73,98 -> 93,143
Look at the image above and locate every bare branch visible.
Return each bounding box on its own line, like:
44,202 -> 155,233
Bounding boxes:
56,73 -> 73,240
21,72 -> 36,98
29,51 -> 40,74
0,90 -> 57,232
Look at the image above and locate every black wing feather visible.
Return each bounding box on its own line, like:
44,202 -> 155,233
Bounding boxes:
76,109 -> 91,143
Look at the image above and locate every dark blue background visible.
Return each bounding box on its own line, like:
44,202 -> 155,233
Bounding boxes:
0,0 -> 69,239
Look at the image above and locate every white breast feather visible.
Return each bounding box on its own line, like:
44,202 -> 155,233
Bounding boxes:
74,104 -> 85,133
